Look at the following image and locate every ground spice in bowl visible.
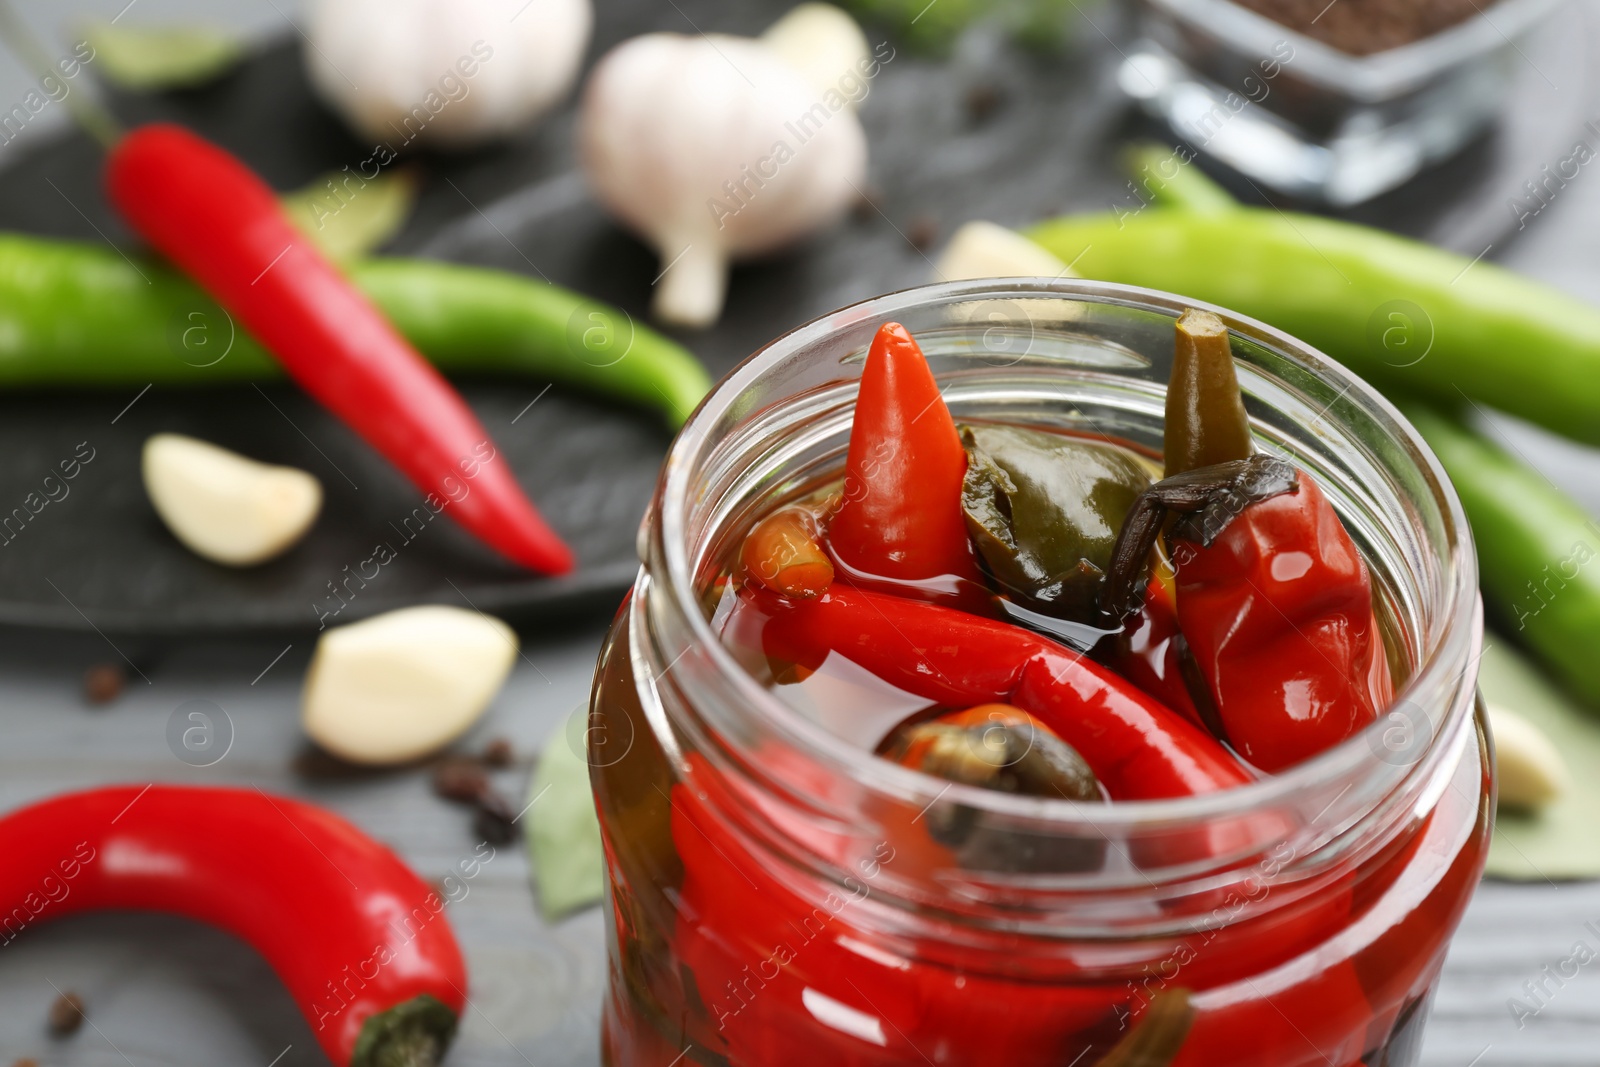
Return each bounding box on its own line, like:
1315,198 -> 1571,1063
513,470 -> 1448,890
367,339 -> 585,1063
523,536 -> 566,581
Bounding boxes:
1232,0 -> 1489,54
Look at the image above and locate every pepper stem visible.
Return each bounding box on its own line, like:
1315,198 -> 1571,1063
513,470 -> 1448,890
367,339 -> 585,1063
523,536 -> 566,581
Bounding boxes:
1098,989 -> 1196,1066
1100,455 -> 1298,619
0,0 -> 122,149
349,996 -> 459,1067
1124,143 -> 1239,215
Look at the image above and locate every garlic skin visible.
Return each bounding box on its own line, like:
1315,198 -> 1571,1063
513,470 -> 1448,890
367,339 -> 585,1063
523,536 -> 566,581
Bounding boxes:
142,434 -> 322,567
305,0 -> 592,150
579,14 -> 872,329
302,606 -> 519,766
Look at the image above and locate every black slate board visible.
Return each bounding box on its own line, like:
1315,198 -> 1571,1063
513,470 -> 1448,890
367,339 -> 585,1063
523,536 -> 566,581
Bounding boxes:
0,0 -> 1589,634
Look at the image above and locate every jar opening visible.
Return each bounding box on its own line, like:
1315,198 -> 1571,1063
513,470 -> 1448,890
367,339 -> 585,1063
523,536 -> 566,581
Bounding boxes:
644,279 -> 1480,888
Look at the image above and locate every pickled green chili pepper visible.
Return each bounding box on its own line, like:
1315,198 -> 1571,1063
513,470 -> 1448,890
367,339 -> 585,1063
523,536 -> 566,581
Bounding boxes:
1029,208 -> 1600,447
1123,142 -> 1237,215
1402,400 -> 1600,706
1103,989 -> 1195,1067
959,423 -> 1150,621
1108,308 -> 1253,723
0,234 -> 709,427
1165,309 -> 1252,478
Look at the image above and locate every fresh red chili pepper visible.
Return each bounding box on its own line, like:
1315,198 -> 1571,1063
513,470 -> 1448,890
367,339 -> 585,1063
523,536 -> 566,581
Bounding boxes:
0,785 -> 467,1067
1172,472 -> 1393,773
826,322 -> 985,607
105,124 -> 573,574
759,585 -> 1250,800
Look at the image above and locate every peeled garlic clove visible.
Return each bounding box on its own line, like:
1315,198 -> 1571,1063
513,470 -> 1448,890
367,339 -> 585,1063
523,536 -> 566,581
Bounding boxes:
936,220 -> 1075,282
303,606 -> 518,766
761,3 -> 870,103
1489,703 -> 1568,812
142,434 -> 322,566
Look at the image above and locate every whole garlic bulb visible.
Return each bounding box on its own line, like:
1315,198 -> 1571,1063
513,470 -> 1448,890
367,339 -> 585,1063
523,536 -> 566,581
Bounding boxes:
305,0 -> 592,150
579,9 -> 874,329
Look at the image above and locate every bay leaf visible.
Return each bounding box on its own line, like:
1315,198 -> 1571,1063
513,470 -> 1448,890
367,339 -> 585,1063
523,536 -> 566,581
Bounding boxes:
527,708 -> 605,920
83,22 -> 243,90
1481,637 -> 1600,881
280,169 -> 417,262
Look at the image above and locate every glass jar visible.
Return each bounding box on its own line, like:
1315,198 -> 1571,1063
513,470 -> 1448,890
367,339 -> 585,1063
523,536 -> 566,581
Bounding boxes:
1118,0 -> 1559,204
589,280 -> 1489,1067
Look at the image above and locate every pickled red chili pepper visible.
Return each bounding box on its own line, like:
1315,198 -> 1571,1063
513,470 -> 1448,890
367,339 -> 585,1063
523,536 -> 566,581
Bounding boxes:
1171,472 -> 1393,772
1106,310 -> 1393,772
760,585 -> 1251,800
1112,573 -> 1207,731
741,508 -> 833,599
827,322 -> 986,606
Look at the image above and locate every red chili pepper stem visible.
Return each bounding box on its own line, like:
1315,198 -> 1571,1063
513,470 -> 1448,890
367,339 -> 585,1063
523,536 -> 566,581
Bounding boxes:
0,0 -> 122,148
1101,455 -> 1299,620
351,998 -> 457,1067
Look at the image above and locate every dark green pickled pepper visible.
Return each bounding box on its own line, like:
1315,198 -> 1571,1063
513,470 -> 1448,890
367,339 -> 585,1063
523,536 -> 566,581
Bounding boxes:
881,704 -> 1102,802
959,423 -> 1152,621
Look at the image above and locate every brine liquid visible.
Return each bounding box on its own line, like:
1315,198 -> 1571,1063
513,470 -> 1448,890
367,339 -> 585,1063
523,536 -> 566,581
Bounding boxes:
697,457 -> 1410,766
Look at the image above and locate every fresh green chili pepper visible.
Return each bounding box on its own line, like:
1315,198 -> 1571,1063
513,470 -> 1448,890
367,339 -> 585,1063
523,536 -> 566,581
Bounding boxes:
959,423 -> 1151,621
1401,400 -> 1600,706
1122,143 -> 1238,216
1028,208 -> 1600,447
0,234 -> 709,427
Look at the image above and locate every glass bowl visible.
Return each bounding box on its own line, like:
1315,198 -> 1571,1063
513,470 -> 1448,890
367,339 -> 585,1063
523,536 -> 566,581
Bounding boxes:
1119,0 -> 1562,204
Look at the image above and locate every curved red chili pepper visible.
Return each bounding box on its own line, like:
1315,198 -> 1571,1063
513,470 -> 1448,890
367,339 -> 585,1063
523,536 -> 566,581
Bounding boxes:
105,124 -> 573,574
759,585 -> 1250,799
1173,474 -> 1392,773
826,322 -> 985,607
0,785 -> 467,1067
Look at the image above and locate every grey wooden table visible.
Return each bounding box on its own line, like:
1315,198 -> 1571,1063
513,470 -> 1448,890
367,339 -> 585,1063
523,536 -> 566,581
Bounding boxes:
2,1 -> 1599,1066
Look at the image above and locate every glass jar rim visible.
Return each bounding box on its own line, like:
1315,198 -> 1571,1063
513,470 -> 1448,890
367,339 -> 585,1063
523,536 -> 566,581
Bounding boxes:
652,277 -> 1480,831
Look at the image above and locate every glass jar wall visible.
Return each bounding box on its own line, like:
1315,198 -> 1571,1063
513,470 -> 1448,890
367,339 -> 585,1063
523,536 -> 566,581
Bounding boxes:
589,280 -> 1489,1067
